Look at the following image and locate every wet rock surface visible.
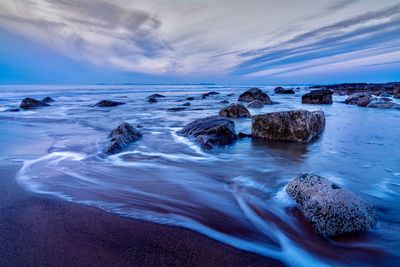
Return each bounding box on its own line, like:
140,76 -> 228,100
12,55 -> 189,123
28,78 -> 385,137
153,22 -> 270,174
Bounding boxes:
95,100 -> 125,107
19,98 -> 51,110
147,94 -> 165,99
252,110 -> 325,143
247,100 -> 264,109
178,116 -> 237,149
286,173 -> 377,237
302,90 -> 333,104
238,88 -> 272,104
274,87 -> 295,94
219,103 -> 251,118
345,93 -> 372,107
105,122 -> 142,154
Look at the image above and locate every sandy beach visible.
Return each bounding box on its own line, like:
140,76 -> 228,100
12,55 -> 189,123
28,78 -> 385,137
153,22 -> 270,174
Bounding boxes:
0,162 -> 283,266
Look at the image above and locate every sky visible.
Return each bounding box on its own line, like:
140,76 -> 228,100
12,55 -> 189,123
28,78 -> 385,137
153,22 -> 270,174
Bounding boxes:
0,0 -> 400,85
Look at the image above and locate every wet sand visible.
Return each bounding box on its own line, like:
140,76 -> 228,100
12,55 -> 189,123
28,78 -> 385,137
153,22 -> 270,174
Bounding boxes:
0,162 -> 283,267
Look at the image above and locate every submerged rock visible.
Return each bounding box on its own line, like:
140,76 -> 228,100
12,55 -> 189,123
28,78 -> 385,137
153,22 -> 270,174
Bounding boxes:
226,93 -> 235,97
394,88 -> 400,99
105,122 -> 142,154
274,87 -> 295,94
177,116 -> 237,149
252,110 -> 325,143
238,88 -> 272,104
42,96 -> 55,103
148,97 -> 158,103
219,103 -> 251,118
247,100 -> 264,109
182,102 -> 191,107
286,173 -> 377,237
167,107 -> 186,112
147,94 -> 165,99
19,97 -> 51,109
186,97 -> 195,101
345,93 -> 372,107
95,100 -> 125,107
5,108 -> 21,112
220,100 -> 229,104
202,91 -> 220,99
367,98 -> 400,109
301,90 -> 333,104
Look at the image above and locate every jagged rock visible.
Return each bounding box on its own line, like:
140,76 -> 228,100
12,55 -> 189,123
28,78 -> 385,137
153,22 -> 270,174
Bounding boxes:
252,110 -> 325,143
177,116 -> 237,149
42,96 -> 55,103
286,173 -> 377,237
238,88 -> 272,104
219,103 -> 251,118
105,122 -> 142,154
345,93 -> 372,107
94,100 -> 125,107
19,97 -> 51,110
302,90 -> 333,104
247,100 -> 264,109
274,87 -> 295,94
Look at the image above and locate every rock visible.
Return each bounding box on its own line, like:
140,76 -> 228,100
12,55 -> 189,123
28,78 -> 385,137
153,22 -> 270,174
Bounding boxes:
344,93 -> 372,107
274,87 -> 295,94
177,116 -> 237,149
252,110 -> 325,143
202,91 -> 220,99
227,93 -> 235,97
379,92 -> 391,97
238,88 -> 272,104
220,100 -> 229,104
105,122 -> 142,154
182,102 -> 191,106
301,90 -> 333,104
147,94 -> 165,99
148,97 -> 158,103
286,173 -> 377,237
19,97 -> 51,109
5,108 -> 21,112
42,96 -> 55,103
167,107 -> 186,112
238,132 -> 252,138
247,100 -> 264,109
94,100 -> 125,107
393,88 -> 400,99
219,103 -> 251,118
367,98 -> 400,109
186,97 -> 195,101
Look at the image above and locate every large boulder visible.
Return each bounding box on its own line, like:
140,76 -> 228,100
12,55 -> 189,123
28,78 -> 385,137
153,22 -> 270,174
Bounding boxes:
344,93 -> 372,107
95,100 -> 125,107
274,87 -> 295,94
302,90 -> 333,104
247,100 -> 264,109
178,116 -> 237,149
252,110 -> 325,143
19,97 -> 51,109
286,173 -> 377,237
219,103 -> 251,118
238,88 -> 272,104
105,122 -> 142,154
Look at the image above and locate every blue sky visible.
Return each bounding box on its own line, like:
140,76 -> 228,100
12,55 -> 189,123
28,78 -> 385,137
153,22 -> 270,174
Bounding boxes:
0,0 -> 400,84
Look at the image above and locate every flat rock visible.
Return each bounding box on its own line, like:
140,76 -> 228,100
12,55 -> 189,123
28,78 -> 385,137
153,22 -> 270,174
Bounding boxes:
252,110 -> 325,143
247,100 -> 264,109
105,122 -> 142,154
95,100 -> 125,107
19,97 -> 51,110
219,103 -> 251,118
302,90 -> 333,104
177,116 -> 237,149
286,173 -> 377,237
274,87 -> 295,94
238,88 -> 272,104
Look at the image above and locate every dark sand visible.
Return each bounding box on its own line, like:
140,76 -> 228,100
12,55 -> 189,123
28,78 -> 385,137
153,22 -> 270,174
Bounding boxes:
0,163 -> 283,267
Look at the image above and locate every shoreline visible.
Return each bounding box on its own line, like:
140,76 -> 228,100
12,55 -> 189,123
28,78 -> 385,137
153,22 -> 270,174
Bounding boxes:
0,162 -> 283,267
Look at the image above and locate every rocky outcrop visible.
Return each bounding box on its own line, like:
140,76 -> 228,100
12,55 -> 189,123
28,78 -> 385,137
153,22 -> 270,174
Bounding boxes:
42,96 -> 55,103
247,100 -> 264,109
177,116 -> 237,149
301,90 -> 333,104
238,88 -> 272,104
95,100 -> 125,107
286,173 -> 377,237
105,122 -> 142,154
19,97 -> 51,110
219,103 -> 251,118
252,110 -> 325,143
344,93 -> 372,107
274,87 -> 295,94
